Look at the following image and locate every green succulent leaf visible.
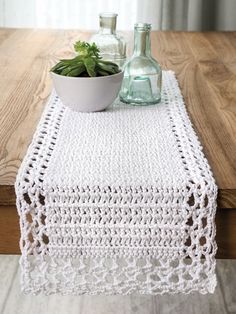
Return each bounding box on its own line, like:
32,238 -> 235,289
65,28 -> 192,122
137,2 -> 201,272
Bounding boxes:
84,57 -> 96,77
66,64 -> 86,77
97,62 -> 119,75
97,69 -> 110,76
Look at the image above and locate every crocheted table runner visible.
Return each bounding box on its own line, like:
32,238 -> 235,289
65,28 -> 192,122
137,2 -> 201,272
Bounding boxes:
15,71 -> 217,295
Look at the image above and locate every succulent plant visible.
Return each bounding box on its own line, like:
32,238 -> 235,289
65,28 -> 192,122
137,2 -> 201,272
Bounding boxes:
50,41 -> 120,77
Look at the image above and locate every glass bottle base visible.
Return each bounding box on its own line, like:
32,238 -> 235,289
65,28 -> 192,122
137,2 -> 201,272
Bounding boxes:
119,96 -> 161,106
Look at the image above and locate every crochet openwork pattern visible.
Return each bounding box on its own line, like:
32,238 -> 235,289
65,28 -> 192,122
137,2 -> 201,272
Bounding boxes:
15,71 -> 217,295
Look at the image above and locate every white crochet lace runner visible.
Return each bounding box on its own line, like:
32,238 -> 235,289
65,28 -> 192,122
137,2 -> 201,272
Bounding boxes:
15,71 -> 217,295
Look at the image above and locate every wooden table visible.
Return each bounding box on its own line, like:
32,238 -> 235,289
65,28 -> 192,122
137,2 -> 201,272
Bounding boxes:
0,29 -> 235,258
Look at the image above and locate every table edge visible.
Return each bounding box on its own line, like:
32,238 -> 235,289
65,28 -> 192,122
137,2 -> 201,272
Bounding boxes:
0,185 -> 235,208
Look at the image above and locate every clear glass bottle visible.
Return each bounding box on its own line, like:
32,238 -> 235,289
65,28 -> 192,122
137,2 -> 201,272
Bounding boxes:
89,13 -> 126,68
119,23 -> 162,105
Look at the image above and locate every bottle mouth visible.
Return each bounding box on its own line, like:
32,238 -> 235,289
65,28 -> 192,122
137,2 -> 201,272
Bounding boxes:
134,23 -> 151,31
99,12 -> 118,18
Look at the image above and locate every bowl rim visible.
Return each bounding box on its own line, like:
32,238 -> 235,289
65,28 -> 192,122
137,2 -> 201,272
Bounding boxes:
50,70 -> 124,80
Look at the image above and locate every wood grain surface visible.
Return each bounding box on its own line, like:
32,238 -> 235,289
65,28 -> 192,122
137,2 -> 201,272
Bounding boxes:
0,206 -> 20,254
0,29 -> 235,208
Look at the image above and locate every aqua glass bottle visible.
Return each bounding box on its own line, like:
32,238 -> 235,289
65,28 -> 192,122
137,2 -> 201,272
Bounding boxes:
119,23 -> 162,105
89,13 -> 126,68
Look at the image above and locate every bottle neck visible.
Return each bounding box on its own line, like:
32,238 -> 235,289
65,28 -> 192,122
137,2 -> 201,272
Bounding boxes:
133,29 -> 151,56
99,14 -> 117,35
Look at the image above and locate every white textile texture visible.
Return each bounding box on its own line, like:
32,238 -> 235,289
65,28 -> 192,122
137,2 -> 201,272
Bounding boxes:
15,71 -> 217,295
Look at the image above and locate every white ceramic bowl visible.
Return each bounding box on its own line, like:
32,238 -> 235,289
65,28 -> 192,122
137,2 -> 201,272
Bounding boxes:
51,71 -> 124,112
